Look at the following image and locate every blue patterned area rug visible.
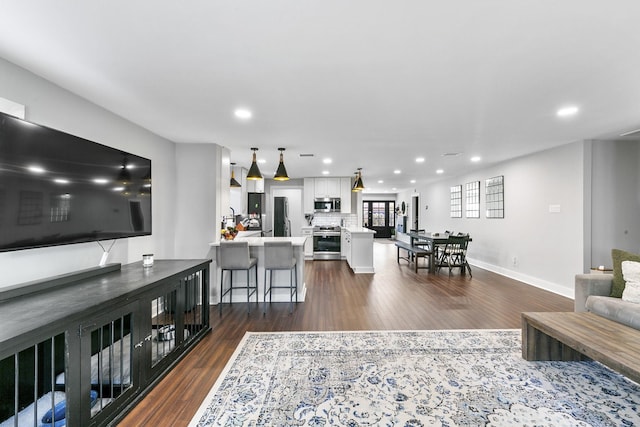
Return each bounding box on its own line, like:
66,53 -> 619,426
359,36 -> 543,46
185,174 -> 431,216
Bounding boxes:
189,330 -> 640,426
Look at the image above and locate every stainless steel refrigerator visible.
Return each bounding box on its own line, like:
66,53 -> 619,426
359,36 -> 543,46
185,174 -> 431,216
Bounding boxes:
247,192 -> 265,231
273,196 -> 291,237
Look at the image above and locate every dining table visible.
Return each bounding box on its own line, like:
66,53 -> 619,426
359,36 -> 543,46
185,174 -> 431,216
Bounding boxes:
405,231 -> 472,274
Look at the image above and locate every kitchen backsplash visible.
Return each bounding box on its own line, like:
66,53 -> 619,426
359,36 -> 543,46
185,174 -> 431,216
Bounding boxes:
312,213 -> 357,227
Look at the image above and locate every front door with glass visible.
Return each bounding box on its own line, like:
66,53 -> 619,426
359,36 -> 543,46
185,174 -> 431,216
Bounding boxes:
363,201 -> 395,238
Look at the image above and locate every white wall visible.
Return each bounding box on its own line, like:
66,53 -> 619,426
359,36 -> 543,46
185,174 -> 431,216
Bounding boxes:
174,143 -> 229,258
398,141 -> 586,298
590,139 -> 640,266
0,58 -> 179,288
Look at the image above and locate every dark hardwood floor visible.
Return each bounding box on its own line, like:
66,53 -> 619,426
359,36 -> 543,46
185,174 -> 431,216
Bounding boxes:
118,240 -> 573,426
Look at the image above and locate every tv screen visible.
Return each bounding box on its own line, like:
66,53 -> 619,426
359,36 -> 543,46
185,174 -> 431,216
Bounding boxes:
0,111 -> 151,252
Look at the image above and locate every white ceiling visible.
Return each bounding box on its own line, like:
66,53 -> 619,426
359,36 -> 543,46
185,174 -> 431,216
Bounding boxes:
1,1 -> 640,193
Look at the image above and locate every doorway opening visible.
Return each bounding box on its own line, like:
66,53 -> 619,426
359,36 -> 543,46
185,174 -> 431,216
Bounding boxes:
412,194 -> 419,231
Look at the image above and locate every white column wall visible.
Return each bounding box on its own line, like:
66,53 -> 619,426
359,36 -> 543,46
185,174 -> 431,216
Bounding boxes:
174,143 -> 229,258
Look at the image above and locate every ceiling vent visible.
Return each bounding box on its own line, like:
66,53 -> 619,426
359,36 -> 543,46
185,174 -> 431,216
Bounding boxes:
299,153 -> 315,157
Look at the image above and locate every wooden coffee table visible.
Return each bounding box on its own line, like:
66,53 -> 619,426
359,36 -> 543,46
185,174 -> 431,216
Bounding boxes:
522,311 -> 640,384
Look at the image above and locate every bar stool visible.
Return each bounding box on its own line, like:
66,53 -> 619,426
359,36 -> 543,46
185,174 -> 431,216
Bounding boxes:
263,241 -> 297,314
218,241 -> 258,315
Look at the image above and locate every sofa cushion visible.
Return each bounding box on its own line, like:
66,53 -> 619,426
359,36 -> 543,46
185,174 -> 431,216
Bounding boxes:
611,249 -> 640,298
586,295 -> 640,329
622,261 -> 640,303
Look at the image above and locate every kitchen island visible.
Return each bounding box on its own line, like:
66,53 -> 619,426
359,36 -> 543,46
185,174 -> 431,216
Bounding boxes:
208,236 -> 308,306
342,226 -> 376,273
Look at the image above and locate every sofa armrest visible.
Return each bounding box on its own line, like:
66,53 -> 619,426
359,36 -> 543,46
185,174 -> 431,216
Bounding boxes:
575,273 -> 614,312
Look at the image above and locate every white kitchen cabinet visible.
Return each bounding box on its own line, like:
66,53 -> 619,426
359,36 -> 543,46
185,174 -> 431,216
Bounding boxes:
343,227 -> 375,273
303,178 -> 315,214
314,177 -> 340,198
341,228 -> 351,264
301,226 -> 314,259
340,177 -> 352,213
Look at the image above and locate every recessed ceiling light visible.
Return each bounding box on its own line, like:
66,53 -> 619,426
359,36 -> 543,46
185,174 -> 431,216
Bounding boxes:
470,156 -> 481,162
323,158 -> 332,164
378,180 -> 384,184
556,105 -> 579,117
393,169 -> 401,174
234,108 -> 252,119
392,187 -> 397,191
93,178 -> 109,184
322,170 -> 330,175
53,178 -> 69,184
436,169 -> 444,174
410,179 -> 416,184
258,158 -> 266,164
415,157 -> 425,163
112,187 -> 125,192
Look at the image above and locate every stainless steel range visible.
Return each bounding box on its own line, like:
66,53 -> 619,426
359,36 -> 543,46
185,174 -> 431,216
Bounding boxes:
313,226 -> 341,260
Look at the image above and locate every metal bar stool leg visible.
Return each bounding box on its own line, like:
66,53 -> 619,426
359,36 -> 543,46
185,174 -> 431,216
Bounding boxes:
219,269 -> 224,316
263,268 -> 268,314
246,269 -> 251,315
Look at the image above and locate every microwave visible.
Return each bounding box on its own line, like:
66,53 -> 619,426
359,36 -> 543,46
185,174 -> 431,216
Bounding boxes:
314,197 -> 341,212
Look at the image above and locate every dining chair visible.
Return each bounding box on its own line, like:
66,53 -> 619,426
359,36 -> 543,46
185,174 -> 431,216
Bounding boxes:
263,241 -> 298,314
438,234 -> 472,276
218,241 -> 258,315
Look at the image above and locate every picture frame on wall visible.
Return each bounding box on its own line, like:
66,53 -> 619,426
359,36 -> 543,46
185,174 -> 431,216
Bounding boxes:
450,185 -> 462,218
465,181 -> 480,218
485,175 -> 504,218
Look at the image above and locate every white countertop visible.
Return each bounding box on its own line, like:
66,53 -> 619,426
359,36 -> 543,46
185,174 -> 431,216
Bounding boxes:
210,236 -> 307,247
342,226 -> 376,234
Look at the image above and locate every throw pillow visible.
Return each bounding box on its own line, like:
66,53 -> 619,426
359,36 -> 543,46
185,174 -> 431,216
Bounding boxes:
621,261 -> 640,303
611,249 -> 640,298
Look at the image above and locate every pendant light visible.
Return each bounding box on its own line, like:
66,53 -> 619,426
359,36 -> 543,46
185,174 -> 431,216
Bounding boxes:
273,147 -> 290,181
246,147 -> 263,180
229,162 -> 241,187
352,167 -> 365,192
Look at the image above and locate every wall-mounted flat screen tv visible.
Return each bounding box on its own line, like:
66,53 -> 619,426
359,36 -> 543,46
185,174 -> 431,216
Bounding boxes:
0,111 -> 151,252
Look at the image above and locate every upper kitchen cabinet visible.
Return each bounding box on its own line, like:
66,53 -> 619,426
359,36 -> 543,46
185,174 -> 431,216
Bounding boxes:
314,177 -> 341,198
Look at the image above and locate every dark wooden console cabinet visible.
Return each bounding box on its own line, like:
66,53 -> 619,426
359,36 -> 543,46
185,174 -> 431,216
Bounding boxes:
0,259 -> 211,426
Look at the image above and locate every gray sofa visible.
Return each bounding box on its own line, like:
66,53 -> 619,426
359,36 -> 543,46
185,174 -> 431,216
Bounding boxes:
575,273 -> 640,330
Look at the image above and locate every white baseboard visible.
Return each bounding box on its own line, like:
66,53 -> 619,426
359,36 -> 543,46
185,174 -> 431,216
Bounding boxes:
467,258 -> 574,300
